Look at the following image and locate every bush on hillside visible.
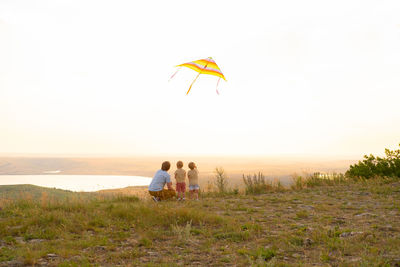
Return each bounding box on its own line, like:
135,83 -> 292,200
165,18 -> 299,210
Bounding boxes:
291,172 -> 347,190
346,144 -> 400,179
242,172 -> 285,194
243,172 -> 268,194
214,167 -> 228,193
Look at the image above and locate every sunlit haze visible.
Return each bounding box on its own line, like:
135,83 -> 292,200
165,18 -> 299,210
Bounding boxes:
1,0 -> 400,157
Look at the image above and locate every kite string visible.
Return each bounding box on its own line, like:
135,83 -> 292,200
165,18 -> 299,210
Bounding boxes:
168,67 -> 181,82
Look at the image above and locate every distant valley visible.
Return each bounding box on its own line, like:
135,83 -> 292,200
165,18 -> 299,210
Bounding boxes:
0,156 -> 357,187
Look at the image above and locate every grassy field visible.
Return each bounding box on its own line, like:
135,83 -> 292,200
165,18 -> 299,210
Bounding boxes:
0,178 -> 400,266
0,185 -> 93,201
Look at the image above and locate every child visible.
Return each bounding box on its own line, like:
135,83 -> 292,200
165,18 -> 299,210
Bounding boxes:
187,162 -> 199,200
174,161 -> 186,201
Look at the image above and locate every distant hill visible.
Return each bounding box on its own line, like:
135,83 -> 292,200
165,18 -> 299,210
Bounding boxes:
0,157 -> 158,176
0,184 -> 94,200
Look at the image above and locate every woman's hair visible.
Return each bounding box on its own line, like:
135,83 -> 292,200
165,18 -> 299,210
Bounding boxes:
188,162 -> 195,170
177,161 -> 183,168
161,161 -> 171,171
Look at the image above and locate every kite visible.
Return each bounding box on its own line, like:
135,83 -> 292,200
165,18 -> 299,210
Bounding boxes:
169,57 -> 227,95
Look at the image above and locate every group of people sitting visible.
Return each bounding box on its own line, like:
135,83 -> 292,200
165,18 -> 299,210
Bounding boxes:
148,161 -> 199,201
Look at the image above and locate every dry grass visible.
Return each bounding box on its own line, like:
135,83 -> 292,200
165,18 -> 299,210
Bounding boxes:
1,178 -> 400,266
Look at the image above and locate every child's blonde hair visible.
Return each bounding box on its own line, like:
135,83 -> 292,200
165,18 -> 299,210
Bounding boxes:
188,162 -> 196,170
177,161 -> 183,168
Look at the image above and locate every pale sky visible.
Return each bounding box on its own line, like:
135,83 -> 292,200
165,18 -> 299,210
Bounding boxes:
1,0 -> 400,157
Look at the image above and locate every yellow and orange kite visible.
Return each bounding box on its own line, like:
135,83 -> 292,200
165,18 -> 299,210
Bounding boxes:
169,57 -> 227,95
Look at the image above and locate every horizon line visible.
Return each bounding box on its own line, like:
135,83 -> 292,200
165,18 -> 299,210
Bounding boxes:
0,152 -> 364,159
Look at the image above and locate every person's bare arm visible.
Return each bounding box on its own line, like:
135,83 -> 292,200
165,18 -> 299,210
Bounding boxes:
167,182 -> 173,190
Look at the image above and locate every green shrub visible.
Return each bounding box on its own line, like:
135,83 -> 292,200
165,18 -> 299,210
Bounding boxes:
0,247 -> 15,262
214,167 -> 228,193
346,144 -> 400,179
256,247 -> 276,261
291,172 -> 347,190
171,220 -> 192,241
288,236 -> 304,247
138,237 -> 152,247
243,172 -> 272,194
242,247 -> 276,261
291,175 -> 305,190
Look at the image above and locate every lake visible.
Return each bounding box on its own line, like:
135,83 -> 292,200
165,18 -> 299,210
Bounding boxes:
0,175 -> 152,192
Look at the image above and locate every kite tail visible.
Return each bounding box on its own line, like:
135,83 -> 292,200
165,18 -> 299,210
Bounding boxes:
168,67 -> 181,82
216,77 -> 221,95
